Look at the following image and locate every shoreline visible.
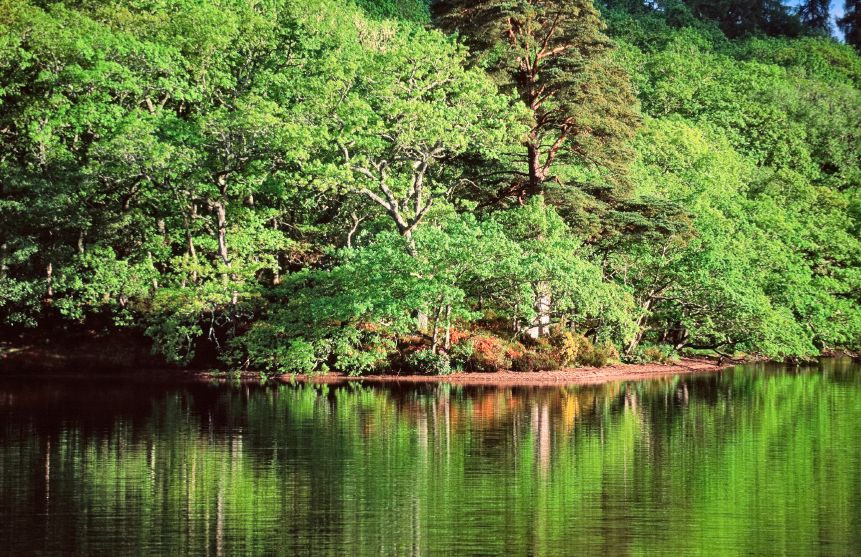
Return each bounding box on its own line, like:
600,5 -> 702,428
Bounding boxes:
0,342 -> 734,385
232,357 -> 734,387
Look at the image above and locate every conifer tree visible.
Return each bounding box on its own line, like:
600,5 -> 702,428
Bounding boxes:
433,0 -> 640,201
839,0 -> 861,50
798,0 -> 832,34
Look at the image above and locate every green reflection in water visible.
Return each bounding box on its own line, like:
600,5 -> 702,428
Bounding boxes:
1,360 -> 859,556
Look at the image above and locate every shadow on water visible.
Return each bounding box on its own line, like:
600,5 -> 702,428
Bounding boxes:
0,360 -> 859,556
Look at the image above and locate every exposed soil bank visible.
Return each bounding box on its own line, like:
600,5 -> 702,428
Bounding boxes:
270,358 -> 733,387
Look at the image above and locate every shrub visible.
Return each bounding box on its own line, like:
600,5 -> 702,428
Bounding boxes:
543,329 -> 621,368
449,340 -> 475,371
552,331 -> 594,367
404,349 -> 452,375
512,350 -> 561,372
628,344 -> 679,364
449,329 -> 471,345
579,340 -> 621,367
332,332 -> 397,376
467,335 -> 512,371
505,341 -> 526,360
526,336 -> 553,352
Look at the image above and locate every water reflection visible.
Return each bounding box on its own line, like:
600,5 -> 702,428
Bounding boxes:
1,360 -> 860,556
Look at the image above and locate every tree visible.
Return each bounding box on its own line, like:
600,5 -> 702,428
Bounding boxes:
1,0 -> 860,371
613,117 -> 819,357
234,201 -> 636,374
609,12 -> 861,357
798,0 -> 832,35
433,0 -> 640,201
326,23 -> 518,256
433,0 -> 642,337
839,0 -> 861,51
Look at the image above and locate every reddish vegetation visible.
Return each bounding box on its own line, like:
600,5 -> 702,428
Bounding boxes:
468,335 -> 512,371
448,329 -> 470,345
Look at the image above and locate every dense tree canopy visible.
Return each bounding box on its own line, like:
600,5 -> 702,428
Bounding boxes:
0,0 -> 859,373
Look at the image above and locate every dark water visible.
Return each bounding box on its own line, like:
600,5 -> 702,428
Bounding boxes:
1,360 -> 860,556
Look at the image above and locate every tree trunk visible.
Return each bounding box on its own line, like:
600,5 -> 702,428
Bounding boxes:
673,328 -> 689,351
526,138 -> 545,197
431,302 -> 444,352
148,250 -> 158,291
212,198 -> 239,305
444,305 -> 452,350
626,329 -> 644,355
45,261 -> 53,303
526,280 -> 551,338
402,228 -> 418,258
157,218 -> 168,245
213,201 -> 229,266
403,228 -> 426,329
346,213 -> 364,249
625,299 -> 653,354
183,209 -> 198,286
522,144 -> 549,337
272,218 -> 282,285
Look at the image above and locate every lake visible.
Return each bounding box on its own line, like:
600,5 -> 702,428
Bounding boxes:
1,360 -> 859,556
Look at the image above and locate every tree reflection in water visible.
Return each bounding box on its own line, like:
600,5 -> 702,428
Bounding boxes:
0,359 -> 859,556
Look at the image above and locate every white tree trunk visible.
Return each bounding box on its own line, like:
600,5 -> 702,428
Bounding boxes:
526,281 -> 551,338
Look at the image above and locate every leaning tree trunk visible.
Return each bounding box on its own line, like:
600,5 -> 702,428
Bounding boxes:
431,301 -> 444,352
625,298 -> 653,354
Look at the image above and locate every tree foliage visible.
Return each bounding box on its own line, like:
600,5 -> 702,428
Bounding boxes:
433,0 -> 640,202
0,0 -> 859,372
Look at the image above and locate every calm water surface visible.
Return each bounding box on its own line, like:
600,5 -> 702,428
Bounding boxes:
1,360 -> 860,556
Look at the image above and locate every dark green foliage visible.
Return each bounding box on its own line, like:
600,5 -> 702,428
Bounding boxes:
449,340 -> 475,371
354,0 -> 430,21
797,0 -> 831,35
682,0 -> 804,37
627,344 -> 679,364
839,0 -> 861,51
577,340 -> 621,367
404,349 -> 452,375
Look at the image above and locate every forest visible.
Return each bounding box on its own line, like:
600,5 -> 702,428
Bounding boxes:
0,0 -> 859,375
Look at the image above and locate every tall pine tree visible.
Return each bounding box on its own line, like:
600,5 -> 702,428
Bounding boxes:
432,0 -> 640,202
798,0 -> 832,34
839,0 -> 861,50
